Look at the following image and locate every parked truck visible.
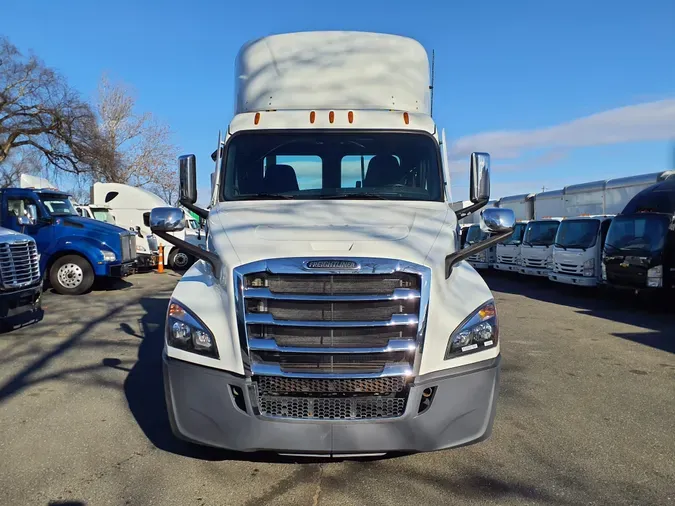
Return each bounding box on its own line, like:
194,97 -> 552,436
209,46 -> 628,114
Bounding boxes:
147,31 -> 515,456
74,203 -> 117,224
1,186 -> 137,295
91,182 -> 205,269
603,175 -> 675,291
518,189 -> 565,276
493,193 -> 534,273
0,225 -> 42,329
463,200 -> 498,269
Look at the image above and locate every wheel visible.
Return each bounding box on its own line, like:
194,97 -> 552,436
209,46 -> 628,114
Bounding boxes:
168,248 -> 193,270
49,255 -> 94,295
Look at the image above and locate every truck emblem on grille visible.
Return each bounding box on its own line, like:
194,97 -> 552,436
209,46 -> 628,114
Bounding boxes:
305,260 -> 359,270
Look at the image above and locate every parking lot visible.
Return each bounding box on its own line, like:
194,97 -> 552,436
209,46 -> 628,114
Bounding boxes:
1,271 -> 673,506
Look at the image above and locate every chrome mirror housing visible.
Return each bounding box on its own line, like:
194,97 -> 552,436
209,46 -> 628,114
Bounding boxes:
481,208 -> 515,234
470,152 -> 491,203
150,207 -> 185,232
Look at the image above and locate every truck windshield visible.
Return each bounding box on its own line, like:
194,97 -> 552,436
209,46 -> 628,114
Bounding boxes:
523,221 -> 560,246
605,214 -> 670,255
503,222 -> 526,245
221,131 -> 443,202
466,225 -> 488,245
555,219 -> 600,249
39,194 -> 78,216
91,208 -> 116,224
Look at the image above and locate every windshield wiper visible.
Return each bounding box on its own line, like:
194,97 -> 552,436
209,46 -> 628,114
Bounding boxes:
318,192 -> 390,200
554,242 -> 567,250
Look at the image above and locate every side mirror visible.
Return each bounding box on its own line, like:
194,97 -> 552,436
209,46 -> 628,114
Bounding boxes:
179,154 -> 198,205
17,215 -> 33,226
445,207 -> 515,278
142,212 -> 150,227
469,152 -> 490,203
149,207 -> 186,233
481,208 -> 515,234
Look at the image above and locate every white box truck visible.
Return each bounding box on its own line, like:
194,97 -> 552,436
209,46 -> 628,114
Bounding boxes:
91,182 -> 205,269
493,193 -> 534,272
146,31 -> 515,455
519,189 -> 565,276
464,200 -> 498,269
549,180 -> 609,286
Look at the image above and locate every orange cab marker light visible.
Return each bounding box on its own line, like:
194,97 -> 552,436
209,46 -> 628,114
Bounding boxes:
403,112 -> 410,124
168,302 -> 184,318
254,112 -> 261,125
329,111 -> 335,123
348,111 -> 354,123
310,111 -> 316,124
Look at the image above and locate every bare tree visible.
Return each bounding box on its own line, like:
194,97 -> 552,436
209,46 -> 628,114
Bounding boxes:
90,74 -> 178,200
0,36 -> 98,174
0,148 -> 43,187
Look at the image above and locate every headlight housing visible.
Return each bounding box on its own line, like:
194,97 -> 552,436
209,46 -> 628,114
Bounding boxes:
546,255 -> 553,270
167,301 -> 219,358
445,300 -> 498,358
102,250 -> 116,262
647,265 -> 663,288
583,258 -> 595,277
601,261 -> 607,280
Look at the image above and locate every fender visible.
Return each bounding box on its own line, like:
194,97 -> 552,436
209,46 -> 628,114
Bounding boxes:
41,235 -> 116,276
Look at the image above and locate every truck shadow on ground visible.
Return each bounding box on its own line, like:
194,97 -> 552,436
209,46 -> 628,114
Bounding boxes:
484,271 -> 675,354
124,296 -> 329,464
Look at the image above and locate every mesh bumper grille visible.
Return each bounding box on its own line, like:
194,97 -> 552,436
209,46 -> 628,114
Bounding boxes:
258,395 -> 407,420
256,375 -> 407,395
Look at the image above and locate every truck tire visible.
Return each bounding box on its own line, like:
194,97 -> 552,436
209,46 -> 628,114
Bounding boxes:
49,255 -> 94,295
168,248 -> 193,271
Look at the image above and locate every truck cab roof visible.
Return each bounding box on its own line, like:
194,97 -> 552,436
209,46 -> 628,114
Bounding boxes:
620,177 -> 675,215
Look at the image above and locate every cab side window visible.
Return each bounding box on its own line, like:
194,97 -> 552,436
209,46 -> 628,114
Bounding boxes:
7,197 -> 40,222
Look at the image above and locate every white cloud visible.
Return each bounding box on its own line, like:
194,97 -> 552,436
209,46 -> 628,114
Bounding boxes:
448,98 -> 675,163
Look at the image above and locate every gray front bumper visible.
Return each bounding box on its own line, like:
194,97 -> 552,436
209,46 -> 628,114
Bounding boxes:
163,354 -> 500,454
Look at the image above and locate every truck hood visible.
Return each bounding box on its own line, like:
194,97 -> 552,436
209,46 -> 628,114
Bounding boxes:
209,200 -> 453,266
0,227 -> 33,241
61,216 -> 130,236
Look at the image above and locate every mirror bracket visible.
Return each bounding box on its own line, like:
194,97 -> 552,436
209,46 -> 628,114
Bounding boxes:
153,230 -> 222,279
445,229 -> 514,278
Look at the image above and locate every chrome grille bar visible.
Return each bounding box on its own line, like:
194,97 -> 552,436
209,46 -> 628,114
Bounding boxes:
245,313 -> 419,327
244,287 -> 420,301
251,363 -> 413,378
248,338 -> 416,354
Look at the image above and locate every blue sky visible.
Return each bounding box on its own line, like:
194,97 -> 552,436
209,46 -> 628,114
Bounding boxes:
4,0 -> 675,202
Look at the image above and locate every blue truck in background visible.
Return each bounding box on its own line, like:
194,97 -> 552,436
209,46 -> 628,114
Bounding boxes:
0,186 -> 138,295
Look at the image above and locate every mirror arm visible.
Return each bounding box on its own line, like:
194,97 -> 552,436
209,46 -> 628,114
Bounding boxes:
153,230 -> 222,278
179,199 -> 209,220
455,197 -> 489,220
445,229 -> 513,278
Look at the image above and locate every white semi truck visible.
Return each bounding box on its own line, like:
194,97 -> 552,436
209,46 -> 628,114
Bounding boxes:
493,193 -> 534,273
147,31 -> 515,455
91,182 -> 205,269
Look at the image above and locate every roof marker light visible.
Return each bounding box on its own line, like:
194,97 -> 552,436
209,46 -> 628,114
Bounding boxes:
403,112 -> 410,125
329,111 -> 335,124
348,111 -> 354,123
310,111 -> 316,124
254,112 -> 261,125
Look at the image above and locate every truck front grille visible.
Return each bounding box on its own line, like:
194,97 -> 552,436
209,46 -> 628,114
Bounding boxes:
498,255 -> 515,265
121,234 -> 137,262
0,240 -> 40,289
235,258 -> 430,420
555,262 -> 582,275
524,258 -> 545,268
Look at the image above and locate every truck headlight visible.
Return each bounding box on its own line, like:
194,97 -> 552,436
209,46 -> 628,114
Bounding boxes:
601,262 -> 607,280
647,265 -> 663,288
102,250 -> 116,262
137,244 -> 148,253
445,300 -> 498,358
583,258 -> 595,277
167,301 -> 219,358
546,256 -> 553,270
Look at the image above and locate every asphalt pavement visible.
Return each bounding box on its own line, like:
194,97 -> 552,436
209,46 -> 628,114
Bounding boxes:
0,270 -> 673,506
